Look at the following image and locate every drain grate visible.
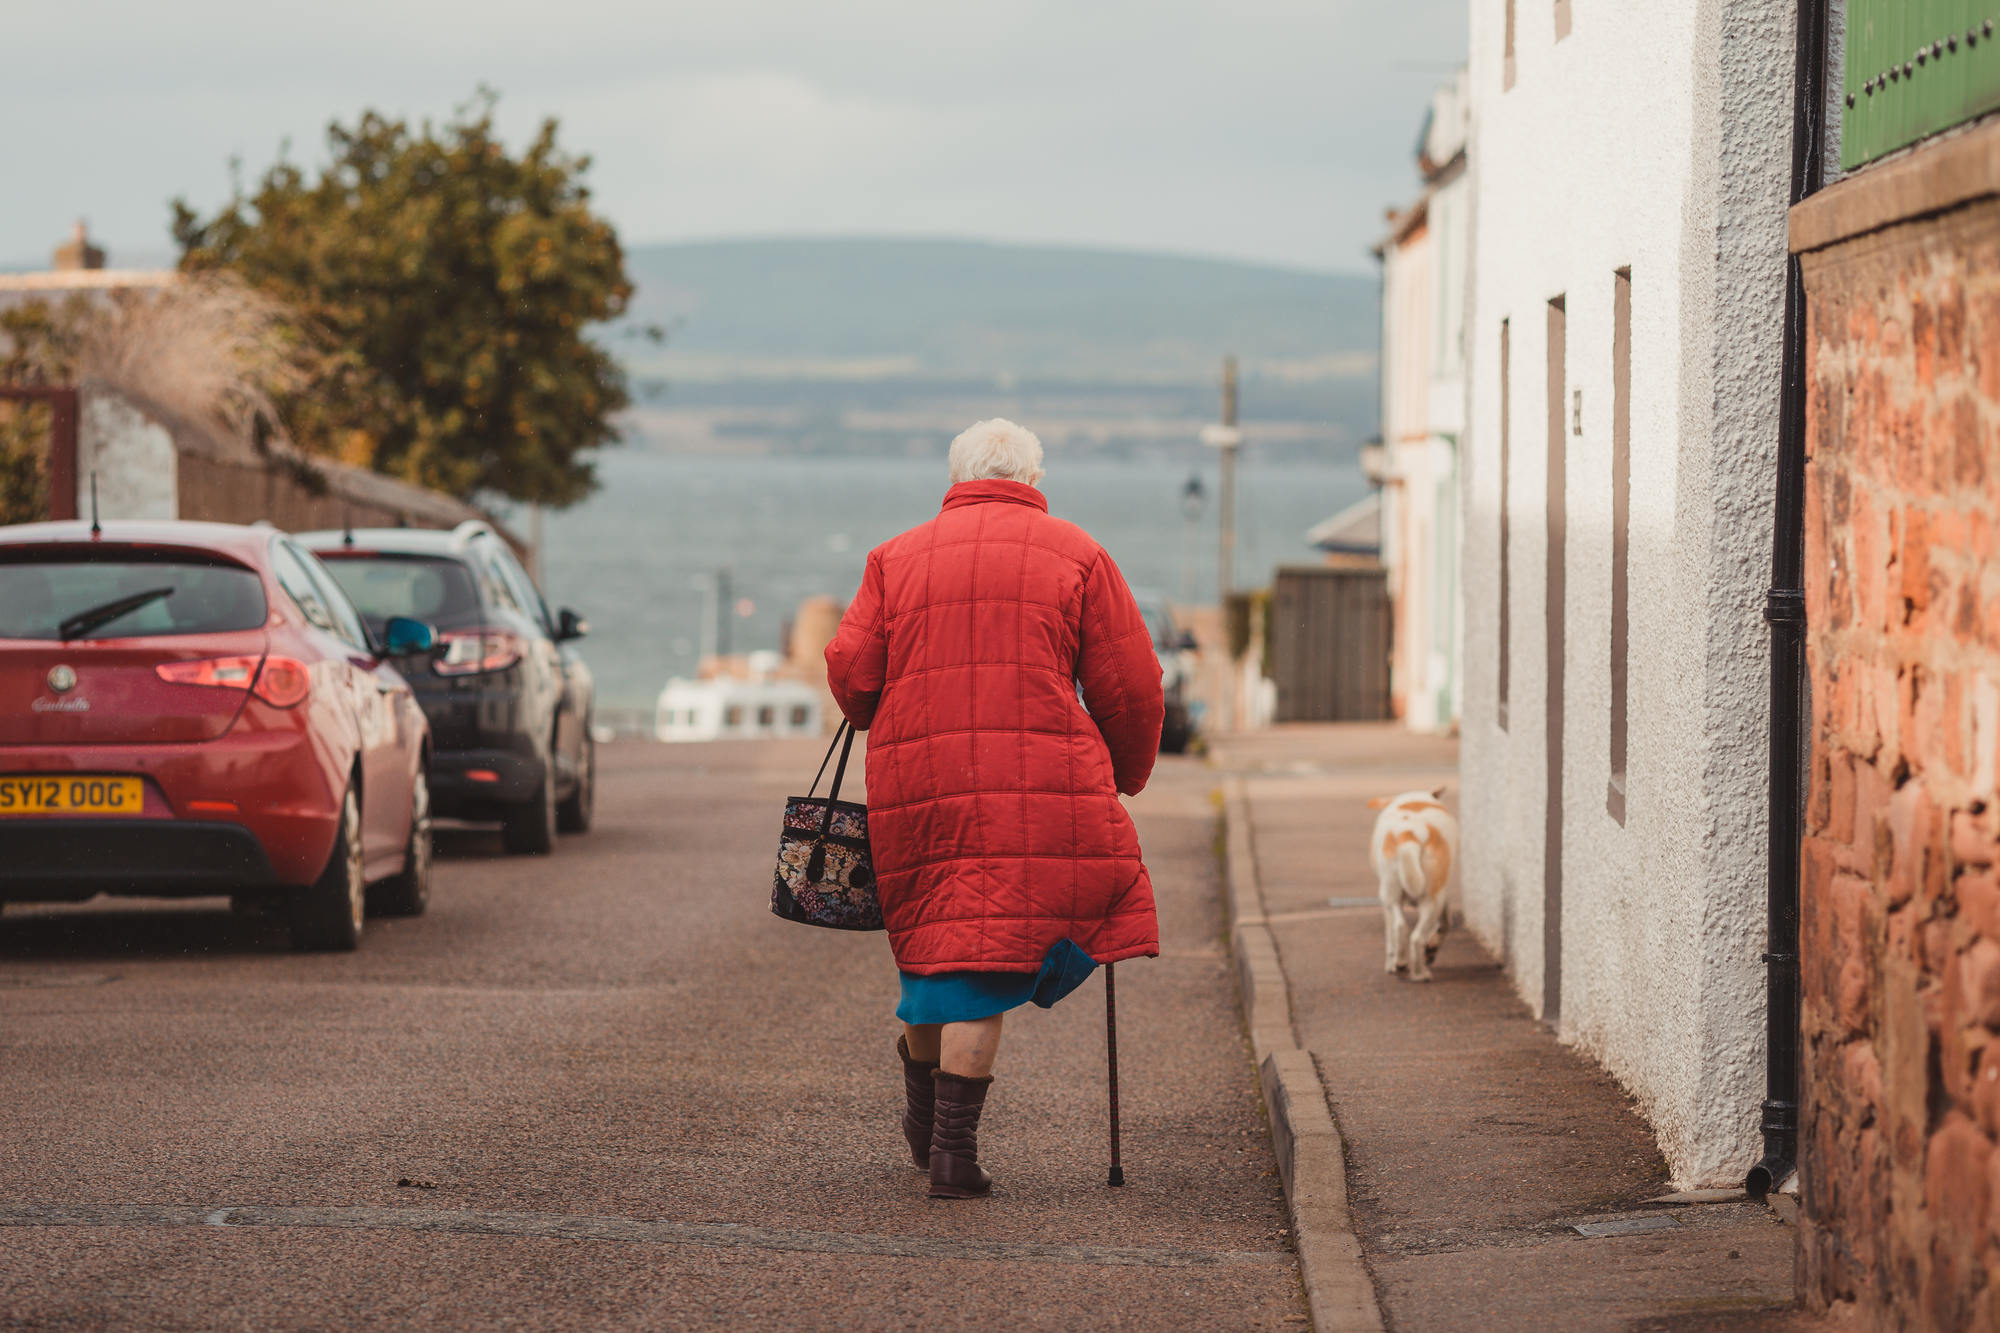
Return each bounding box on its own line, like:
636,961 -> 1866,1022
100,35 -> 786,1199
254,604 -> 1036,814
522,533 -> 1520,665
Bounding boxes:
1572,1214 -> 1680,1238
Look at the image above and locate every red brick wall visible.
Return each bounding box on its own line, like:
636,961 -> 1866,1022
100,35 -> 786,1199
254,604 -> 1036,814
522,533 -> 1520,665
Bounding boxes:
1798,194 -> 2000,1327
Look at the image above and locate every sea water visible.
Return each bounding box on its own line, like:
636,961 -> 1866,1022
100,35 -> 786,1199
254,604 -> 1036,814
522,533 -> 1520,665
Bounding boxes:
536,449 -> 1367,714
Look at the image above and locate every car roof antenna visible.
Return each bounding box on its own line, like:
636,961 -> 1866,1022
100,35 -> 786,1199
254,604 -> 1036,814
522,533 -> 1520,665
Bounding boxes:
89,473 -> 101,538
342,506 -> 355,548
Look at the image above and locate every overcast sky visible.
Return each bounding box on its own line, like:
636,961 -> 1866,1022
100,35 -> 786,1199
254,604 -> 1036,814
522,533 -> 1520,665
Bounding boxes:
5,0 -> 1465,276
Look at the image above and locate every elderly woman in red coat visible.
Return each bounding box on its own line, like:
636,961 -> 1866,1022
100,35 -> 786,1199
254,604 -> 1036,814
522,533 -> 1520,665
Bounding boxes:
824,418 -> 1165,1200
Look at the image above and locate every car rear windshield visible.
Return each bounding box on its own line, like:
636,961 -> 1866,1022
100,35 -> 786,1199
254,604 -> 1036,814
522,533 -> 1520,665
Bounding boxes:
315,554 -> 482,635
0,550 -> 268,641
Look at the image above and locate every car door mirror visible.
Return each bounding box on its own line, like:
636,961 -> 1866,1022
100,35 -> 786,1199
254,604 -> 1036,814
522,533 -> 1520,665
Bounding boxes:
1176,630 -> 1199,652
383,616 -> 438,656
556,607 -> 590,642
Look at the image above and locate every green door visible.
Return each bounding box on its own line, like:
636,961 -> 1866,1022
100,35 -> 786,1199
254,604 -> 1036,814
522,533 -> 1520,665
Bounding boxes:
1844,2 -> 2000,168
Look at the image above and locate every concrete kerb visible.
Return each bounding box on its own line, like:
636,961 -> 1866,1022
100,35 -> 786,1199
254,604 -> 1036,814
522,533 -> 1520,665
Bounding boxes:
1220,776 -> 1384,1333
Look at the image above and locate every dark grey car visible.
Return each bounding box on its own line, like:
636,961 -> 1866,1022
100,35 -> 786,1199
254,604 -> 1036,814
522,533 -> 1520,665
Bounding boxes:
302,521 -> 595,854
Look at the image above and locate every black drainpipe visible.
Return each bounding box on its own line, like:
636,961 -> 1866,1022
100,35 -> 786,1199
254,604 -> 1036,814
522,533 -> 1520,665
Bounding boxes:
1747,0 -> 1831,1202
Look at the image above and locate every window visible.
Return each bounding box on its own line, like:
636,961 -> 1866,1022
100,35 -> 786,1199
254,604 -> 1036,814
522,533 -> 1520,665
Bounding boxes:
757,705 -> 775,727
790,705 -> 810,728
1554,0 -> 1571,41
271,540 -> 339,636
1504,0 -> 1518,89
295,545 -> 370,651
1608,269 -> 1632,824
474,547 -> 524,616
1498,318 -> 1512,729
724,705 -> 744,728
0,552 -> 265,640
489,543 -> 555,636
316,554 -> 483,637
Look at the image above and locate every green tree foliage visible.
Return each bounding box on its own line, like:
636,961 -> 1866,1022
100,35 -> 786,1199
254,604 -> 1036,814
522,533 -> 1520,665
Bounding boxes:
173,92 -> 633,508
0,300 -> 86,525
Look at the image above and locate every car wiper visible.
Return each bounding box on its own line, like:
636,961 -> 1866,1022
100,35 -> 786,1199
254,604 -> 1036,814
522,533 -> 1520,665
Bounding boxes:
58,586 -> 175,641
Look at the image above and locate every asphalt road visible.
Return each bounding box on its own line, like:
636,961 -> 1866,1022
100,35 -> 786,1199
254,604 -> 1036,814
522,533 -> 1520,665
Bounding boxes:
0,739 -> 1304,1331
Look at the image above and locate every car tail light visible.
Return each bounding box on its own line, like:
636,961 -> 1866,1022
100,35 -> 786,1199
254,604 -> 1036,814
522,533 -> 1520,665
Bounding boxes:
156,655 -> 311,708
157,656 -> 260,689
434,629 -> 525,675
252,658 -> 311,708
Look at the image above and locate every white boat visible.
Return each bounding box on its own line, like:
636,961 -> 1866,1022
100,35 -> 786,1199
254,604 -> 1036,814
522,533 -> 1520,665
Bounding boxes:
655,652 -> 824,742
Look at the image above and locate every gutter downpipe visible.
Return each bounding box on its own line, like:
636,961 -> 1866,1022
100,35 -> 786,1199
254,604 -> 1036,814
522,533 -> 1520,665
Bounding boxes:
1747,0 -> 1830,1202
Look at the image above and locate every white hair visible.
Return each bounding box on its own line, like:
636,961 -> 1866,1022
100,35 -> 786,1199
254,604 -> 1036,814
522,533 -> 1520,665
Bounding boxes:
948,418 -> 1046,487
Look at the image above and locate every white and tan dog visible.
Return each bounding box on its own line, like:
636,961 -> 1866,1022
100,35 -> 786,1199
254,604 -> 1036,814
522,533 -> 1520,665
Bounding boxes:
1368,788 -> 1458,982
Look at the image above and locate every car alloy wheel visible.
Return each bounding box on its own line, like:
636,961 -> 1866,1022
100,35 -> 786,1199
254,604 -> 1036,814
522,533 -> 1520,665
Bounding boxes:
558,731 -> 595,834
340,788 -> 365,936
293,784 -> 365,952
370,769 -> 432,917
407,771 -> 433,891
504,746 -> 559,855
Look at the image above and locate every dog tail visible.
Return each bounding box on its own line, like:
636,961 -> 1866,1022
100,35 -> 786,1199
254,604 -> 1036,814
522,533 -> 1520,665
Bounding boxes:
1393,838 -> 1426,902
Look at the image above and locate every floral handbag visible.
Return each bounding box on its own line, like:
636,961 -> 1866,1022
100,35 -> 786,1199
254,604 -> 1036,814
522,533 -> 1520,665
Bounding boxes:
772,721 -> 882,931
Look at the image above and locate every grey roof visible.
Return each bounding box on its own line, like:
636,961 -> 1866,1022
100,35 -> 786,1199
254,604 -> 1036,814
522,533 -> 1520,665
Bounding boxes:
1306,492 -> 1381,555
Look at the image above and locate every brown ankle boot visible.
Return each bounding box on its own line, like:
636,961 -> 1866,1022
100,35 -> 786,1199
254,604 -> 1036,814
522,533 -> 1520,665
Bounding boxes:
928,1071 -> 994,1199
897,1035 -> 938,1170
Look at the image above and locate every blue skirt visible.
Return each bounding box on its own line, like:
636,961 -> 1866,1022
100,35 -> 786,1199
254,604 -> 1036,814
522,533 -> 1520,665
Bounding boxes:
896,938 -> 1099,1025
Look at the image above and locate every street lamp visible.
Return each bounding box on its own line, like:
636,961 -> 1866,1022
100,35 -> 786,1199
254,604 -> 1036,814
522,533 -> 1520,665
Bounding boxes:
1180,472 -> 1206,603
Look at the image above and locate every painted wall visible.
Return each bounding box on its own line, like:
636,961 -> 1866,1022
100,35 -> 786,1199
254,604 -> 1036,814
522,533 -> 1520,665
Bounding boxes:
1378,72 -> 1470,736
77,388 -> 176,521
1459,0 -> 1793,1185
1381,219 -> 1434,725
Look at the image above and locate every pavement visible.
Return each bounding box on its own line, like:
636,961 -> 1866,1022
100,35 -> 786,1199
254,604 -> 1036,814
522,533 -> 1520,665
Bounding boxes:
1211,724 -> 1852,1333
0,740 -> 1308,1331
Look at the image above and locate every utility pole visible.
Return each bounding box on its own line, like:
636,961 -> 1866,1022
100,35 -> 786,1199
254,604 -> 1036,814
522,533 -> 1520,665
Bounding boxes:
715,567 -> 733,660
1201,356 -> 1243,732
692,573 -> 718,669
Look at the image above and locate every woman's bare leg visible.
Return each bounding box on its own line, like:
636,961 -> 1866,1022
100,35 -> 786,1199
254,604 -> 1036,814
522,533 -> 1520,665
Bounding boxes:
940,1014 -> 1004,1078
903,1022 -> 942,1064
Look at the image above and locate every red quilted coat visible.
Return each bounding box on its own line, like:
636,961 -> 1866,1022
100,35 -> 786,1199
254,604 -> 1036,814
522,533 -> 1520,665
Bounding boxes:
824,479 -> 1166,974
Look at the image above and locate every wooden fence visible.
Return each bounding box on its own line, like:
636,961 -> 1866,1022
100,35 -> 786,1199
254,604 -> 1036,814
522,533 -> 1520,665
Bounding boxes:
1267,565 -> 1392,722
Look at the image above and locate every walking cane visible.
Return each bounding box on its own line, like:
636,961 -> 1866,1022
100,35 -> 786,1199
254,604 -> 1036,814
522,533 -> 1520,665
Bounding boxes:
1106,962 -> 1125,1186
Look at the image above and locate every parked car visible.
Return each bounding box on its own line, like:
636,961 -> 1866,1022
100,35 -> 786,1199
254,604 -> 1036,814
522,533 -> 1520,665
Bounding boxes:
300,521 -> 595,854
0,520 -> 437,950
1133,589 -> 1200,754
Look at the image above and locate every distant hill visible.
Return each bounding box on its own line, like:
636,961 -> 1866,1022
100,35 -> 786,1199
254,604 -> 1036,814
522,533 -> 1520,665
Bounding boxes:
617,237 -> 1376,383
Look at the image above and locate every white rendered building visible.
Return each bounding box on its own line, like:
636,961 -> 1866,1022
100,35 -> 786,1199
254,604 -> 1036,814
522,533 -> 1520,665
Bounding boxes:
1374,71 -> 1471,734
1458,0 -> 1806,1185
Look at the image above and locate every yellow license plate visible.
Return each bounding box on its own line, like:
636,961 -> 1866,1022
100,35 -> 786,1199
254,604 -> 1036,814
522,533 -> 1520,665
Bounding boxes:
0,775 -> 145,815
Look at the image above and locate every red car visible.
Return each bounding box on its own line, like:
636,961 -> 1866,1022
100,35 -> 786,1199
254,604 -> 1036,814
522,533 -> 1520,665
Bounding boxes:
0,520 -> 436,951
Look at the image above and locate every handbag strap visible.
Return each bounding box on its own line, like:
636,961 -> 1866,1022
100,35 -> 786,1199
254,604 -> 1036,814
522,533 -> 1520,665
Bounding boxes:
807,721 -> 850,798
819,725 -> 857,834
805,722 -> 857,884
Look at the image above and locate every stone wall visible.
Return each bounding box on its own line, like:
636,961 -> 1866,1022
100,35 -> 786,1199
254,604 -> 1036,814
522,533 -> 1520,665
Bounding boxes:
1796,142 -> 2000,1325
69,383 -> 526,557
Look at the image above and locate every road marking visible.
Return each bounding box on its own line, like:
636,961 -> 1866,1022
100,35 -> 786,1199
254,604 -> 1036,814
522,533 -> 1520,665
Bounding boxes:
0,971 -> 121,988
0,1203 -> 1290,1270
